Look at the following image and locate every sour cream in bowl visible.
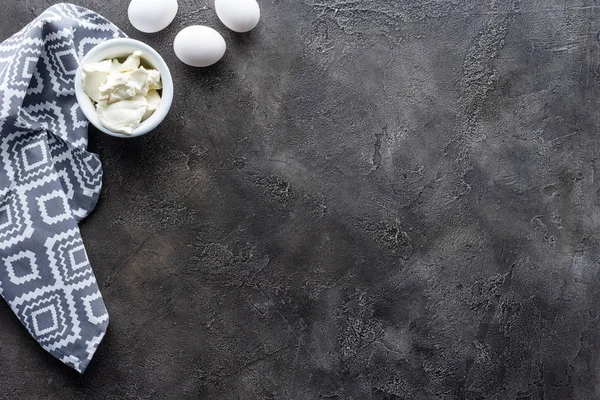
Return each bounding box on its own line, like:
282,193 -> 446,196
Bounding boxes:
75,38 -> 173,138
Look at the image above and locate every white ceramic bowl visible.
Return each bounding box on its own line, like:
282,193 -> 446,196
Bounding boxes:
75,38 -> 174,138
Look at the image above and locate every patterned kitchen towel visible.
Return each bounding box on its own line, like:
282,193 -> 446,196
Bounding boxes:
0,4 -> 124,373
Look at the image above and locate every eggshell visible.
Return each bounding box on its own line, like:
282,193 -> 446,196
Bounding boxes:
128,0 -> 178,33
173,26 -> 226,67
215,0 -> 260,33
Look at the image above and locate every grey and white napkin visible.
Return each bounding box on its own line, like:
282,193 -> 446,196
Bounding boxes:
0,3 -> 124,372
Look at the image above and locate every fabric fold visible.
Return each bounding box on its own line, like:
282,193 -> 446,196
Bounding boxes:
0,3 -> 124,372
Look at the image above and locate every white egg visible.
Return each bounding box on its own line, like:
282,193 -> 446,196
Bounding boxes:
173,26 -> 226,67
128,0 -> 178,33
215,0 -> 261,33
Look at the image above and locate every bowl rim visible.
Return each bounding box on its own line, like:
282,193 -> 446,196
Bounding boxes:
74,38 -> 174,139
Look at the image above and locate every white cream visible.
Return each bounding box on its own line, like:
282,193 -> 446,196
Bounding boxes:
81,59 -> 112,102
119,51 -> 141,72
147,69 -> 162,90
81,51 -> 162,134
96,96 -> 148,134
99,68 -> 150,104
143,89 -> 161,121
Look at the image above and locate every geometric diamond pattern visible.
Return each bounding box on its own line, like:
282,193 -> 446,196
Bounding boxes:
2,132 -> 52,185
4,249 -> 40,285
42,40 -> 79,96
45,229 -> 94,286
8,47 -> 42,92
0,188 -> 34,251
31,304 -> 60,336
0,4 -> 124,373
56,169 -> 74,200
22,141 -> 48,171
0,203 -> 12,229
68,245 -> 88,269
12,288 -> 79,351
82,292 -> 108,326
37,190 -> 71,225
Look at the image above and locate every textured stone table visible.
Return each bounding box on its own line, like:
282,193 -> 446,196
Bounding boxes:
1,0 -> 598,399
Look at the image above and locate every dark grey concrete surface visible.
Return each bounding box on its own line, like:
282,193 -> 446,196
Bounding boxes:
1,0 -> 600,398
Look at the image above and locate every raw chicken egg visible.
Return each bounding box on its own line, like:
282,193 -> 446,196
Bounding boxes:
173,26 -> 226,67
128,0 -> 178,33
215,0 -> 260,33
